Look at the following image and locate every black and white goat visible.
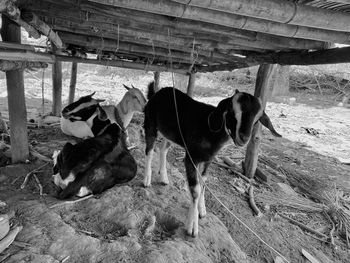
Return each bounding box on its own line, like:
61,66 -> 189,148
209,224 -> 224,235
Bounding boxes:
52,123 -> 137,199
60,84 -> 147,139
144,82 -> 281,237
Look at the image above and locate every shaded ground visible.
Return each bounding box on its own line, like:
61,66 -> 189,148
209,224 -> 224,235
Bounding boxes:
0,68 -> 349,262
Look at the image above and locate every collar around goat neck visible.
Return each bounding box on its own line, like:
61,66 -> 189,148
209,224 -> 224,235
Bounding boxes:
208,111 -> 229,135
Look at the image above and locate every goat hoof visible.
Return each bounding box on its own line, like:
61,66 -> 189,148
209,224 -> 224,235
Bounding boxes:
186,228 -> 198,238
199,212 -> 207,219
143,181 -> 151,188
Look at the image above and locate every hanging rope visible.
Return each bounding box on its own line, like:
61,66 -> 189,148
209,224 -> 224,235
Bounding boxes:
166,29 -> 290,263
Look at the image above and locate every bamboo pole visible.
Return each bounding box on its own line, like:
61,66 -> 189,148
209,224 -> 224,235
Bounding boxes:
0,60 -> 48,71
0,15 -> 29,163
187,72 -> 196,97
87,0 -> 348,43
41,12 -> 328,51
244,64 -> 277,179
172,0 -> 350,32
68,62 -> 77,104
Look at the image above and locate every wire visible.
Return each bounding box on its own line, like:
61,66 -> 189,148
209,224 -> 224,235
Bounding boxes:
166,30 -> 290,263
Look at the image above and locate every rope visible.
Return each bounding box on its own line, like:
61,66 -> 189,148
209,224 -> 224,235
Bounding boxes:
41,68 -> 45,116
166,30 -> 290,263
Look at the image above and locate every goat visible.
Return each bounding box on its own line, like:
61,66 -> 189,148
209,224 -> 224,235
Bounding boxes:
143,82 -> 281,237
60,84 -> 147,139
52,123 -> 137,199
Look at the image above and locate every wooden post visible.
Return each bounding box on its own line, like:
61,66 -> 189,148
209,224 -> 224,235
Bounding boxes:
153,71 -> 160,93
271,65 -> 290,97
52,47 -> 62,116
187,72 -> 196,97
1,15 -> 29,163
244,64 -> 277,179
68,62 -> 78,104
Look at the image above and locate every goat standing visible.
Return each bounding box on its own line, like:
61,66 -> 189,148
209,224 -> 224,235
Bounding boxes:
143,82 -> 281,237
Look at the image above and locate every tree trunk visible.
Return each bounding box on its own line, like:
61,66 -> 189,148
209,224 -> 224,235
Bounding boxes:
244,64 -> 277,179
68,62 -> 78,104
1,15 -> 29,163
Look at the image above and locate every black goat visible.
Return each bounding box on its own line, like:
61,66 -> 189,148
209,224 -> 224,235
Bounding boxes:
143,82 -> 281,237
52,123 -> 137,199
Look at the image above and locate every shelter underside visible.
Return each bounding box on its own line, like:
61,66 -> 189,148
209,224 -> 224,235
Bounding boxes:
0,0 -> 349,73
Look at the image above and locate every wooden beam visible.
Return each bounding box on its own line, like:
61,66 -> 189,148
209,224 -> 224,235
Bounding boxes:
52,47 -> 62,116
0,49 -> 55,63
87,0 -> 348,44
68,62 -> 77,104
246,46 -> 350,66
153,71 -> 160,93
244,64 -> 276,179
57,31 -> 252,63
56,55 -> 190,74
0,0 -> 40,38
22,12 -> 63,48
0,60 -> 48,71
172,0 -> 350,32
186,72 -> 196,97
0,15 -> 29,163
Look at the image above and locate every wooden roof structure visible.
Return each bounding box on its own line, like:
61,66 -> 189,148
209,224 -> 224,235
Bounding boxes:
2,0 -> 350,74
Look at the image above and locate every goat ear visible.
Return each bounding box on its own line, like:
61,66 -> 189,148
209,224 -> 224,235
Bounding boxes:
123,84 -> 131,91
88,91 -> 96,97
96,106 -> 108,121
208,99 -> 229,131
259,111 -> 282,137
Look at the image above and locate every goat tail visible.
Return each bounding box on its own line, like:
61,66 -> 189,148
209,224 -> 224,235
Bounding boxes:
147,81 -> 156,100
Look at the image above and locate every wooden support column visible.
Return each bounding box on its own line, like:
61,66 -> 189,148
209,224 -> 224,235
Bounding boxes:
52,47 -> 62,116
153,71 -> 160,93
68,62 -> 78,104
244,64 -> 277,179
187,72 -> 196,97
1,15 -> 29,163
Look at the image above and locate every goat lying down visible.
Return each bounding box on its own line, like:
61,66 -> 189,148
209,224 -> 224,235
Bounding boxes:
60,84 -> 147,139
52,123 -> 137,199
144,82 -> 281,237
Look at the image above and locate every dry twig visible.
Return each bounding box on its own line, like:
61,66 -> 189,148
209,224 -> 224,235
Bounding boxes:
33,174 -> 43,196
50,195 -> 94,209
324,212 -> 336,246
249,185 -> 262,217
278,213 -> 328,239
214,160 -> 252,183
20,162 -> 50,189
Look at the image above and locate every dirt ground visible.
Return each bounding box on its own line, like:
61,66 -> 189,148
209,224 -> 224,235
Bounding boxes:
0,68 -> 350,262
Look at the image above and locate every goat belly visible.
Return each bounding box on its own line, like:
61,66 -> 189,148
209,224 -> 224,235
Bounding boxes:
87,151 -> 137,194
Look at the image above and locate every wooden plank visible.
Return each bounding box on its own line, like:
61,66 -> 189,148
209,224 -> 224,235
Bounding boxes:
153,71 -> 160,93
52,46 -> 62,116
172,0 -> 350,32
244,64 -> 276,179
0,15 -> 29,163
86,0 -> 348,43
186,72 -> 196,97
68,62 -> 77,104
